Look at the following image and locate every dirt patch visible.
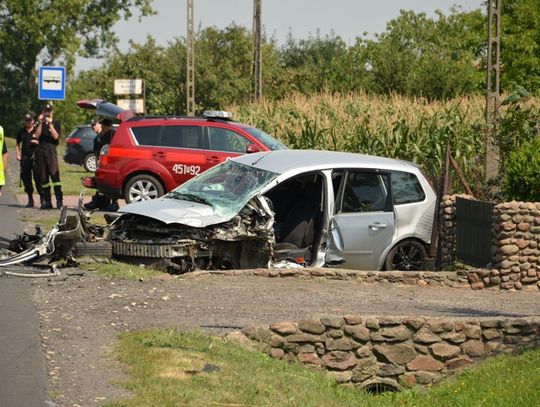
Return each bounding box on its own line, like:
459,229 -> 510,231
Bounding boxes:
32,272 -> 540,406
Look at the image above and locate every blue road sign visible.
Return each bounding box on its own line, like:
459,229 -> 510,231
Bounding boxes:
38,66 -> 66,101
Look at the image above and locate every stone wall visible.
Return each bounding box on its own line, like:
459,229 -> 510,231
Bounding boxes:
439,195 -> 459,269
492,201 -> 540,291
438,196 -> 540,291
241,315 -> 540,390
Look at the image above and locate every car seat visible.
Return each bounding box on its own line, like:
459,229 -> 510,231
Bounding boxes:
273,180 -> 321,262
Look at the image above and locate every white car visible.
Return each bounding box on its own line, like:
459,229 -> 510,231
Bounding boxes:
108,150 -> 436,272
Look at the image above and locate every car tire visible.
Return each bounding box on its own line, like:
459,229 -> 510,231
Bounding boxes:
124,174 -> 165,203
385,239 -> 428,271
83,154 -> 97,172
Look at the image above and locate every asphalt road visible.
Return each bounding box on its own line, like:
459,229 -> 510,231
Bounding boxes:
0,189 -> 48,407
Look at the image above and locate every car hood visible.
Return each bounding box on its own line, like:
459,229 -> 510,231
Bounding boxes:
119,197 -> 230,228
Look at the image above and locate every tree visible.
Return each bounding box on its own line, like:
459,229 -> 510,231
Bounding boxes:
277,32 -> 367,94
363,8 -> 485,99
501,0 -> 540,92
0,0 -> 154,134
194,24 -> 254,110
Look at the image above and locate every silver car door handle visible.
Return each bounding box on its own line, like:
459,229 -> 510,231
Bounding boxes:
369,222 -> 387,230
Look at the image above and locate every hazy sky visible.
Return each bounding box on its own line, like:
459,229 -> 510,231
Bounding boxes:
77,0 -> 484,72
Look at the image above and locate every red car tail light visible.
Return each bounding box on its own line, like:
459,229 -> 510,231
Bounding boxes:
67,137 -> 81,144
99,145 -> 110,166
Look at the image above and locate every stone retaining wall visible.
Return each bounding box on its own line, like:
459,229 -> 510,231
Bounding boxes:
241,315 -> 540,390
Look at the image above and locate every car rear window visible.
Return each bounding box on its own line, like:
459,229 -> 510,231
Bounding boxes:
131,126 -> 159,146
131,125 -> 203,149
68,127 -> 94,139
390,171 -> 425,204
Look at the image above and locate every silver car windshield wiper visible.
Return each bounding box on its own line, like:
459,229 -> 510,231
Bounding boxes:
169,192 -> 213,207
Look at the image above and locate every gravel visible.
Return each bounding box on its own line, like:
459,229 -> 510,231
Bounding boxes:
32,272 -> 540,407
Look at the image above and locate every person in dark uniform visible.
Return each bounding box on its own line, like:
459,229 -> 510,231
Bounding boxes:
94,118 -> 114,158
34,103 -> 63,209
84,118 -> 118,211
15,114 -> 43,207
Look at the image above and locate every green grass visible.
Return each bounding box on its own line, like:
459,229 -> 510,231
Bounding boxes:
80,260 -> 165,280
106,330 -> 540,407
19,212 -> 63,231
18,208 -> 108,232
56,143 -> 91,195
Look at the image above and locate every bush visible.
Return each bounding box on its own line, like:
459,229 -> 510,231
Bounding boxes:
503,137 -> 540,202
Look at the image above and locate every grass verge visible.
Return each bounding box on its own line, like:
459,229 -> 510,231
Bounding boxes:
19,211 -> 63,231
79,260 -> 165,280
106,330 -> 540,407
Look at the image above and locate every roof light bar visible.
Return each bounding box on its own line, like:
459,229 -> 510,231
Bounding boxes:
203,110 -> 234,120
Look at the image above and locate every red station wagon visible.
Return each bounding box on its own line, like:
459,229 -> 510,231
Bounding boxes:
77,100 -> 287,203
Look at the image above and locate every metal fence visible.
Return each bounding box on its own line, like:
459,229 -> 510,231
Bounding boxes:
455,197 -> 496,267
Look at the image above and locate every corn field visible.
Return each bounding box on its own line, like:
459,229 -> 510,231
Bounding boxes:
231,92 -> 489,190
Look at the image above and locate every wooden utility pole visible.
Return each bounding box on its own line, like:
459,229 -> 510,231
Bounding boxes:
485,0 -> 501,181
186,0 -> 195,115
252,0 -> 262,101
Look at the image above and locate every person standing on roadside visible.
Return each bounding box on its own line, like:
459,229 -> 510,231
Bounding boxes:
16,114 -> 43,207
0,125 -> 8,196
84,118 -> 118,211
34,103 -> 63,209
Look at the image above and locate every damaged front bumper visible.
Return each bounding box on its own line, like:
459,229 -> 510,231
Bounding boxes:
108,195 -> 276,272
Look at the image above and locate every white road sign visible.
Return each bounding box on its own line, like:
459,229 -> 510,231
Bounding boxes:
117,98 -> 145,113
42,70 -> 63,91
114,79 -> 143,95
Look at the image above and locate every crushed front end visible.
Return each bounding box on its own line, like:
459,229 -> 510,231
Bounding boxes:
108,196 -> 275,273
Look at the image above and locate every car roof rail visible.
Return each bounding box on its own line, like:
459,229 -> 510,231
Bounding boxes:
124,114 -> 239,124
126,115 -> 199,122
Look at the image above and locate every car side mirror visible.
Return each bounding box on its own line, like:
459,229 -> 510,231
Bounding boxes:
246,143 -> 261,154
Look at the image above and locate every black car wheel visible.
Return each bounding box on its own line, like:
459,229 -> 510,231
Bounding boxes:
124,174 -> 165,203
385,240 -> 428,271
83,154 -> 97,172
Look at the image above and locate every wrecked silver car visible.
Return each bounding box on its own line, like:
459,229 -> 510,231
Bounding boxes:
106,150 -> 436,272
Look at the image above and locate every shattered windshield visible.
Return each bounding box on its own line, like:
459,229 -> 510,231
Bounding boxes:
168,160 -> 278,219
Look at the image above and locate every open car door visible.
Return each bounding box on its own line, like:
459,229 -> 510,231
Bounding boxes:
326,170 -> 395,270
76,99 -> 135,122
